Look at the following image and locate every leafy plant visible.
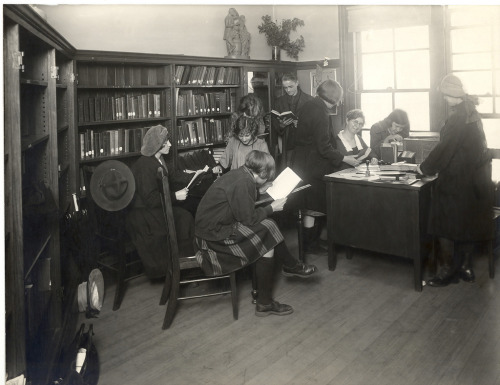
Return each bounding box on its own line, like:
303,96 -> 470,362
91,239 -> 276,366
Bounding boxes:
258,15 -> 305,60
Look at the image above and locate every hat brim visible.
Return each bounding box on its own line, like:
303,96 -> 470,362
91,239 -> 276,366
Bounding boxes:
90,160 -> 136,212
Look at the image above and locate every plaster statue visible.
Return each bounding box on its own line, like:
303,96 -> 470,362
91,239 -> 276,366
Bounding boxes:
223,8 -> 250,59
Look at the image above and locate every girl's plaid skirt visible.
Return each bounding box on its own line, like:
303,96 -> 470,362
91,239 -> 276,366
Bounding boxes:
195,218 -> 284,276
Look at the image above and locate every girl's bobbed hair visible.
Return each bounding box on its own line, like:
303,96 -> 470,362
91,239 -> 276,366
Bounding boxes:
245,150 -> 276,181
232,114 -> 259,138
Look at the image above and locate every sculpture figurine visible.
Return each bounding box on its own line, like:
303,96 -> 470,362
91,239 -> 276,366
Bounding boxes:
224,8 -> 250,59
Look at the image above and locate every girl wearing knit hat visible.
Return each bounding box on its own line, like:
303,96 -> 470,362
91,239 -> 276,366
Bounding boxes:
126,125 -> 196,279
417,74 -> 493,287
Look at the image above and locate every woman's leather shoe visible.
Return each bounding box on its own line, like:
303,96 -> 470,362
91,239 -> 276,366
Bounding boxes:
459,267 -> 475,283
427,265 -> 459,287
255,300 -> 293,317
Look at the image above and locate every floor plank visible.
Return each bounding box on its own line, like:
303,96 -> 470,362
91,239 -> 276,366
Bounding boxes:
80,228 -> 500,385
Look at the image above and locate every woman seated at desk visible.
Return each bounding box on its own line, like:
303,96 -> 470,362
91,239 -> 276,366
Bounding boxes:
336,109 -> 378,171
126,125 -> 195,279
194,150 -> 317,317
370,108 -> 410,159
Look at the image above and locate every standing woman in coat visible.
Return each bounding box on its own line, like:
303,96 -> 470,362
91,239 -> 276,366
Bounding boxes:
126,125 -> 195,279
418,74 -> 493,287
292,79 -> 360,249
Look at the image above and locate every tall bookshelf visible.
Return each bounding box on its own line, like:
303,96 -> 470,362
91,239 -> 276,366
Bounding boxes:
173,63 -> 243,161
4,5 -> 77,384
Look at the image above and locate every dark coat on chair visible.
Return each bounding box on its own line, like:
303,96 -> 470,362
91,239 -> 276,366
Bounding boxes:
126,155 -> 194,279
292,96 -> 344,213
420,101 -> 493,242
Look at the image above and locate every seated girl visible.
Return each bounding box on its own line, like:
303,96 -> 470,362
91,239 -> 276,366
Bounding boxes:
194,150 -> 317,317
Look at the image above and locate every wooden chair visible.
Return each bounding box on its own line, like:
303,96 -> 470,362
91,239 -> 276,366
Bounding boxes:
82,165 -> 142,311
157,167 -> 238,330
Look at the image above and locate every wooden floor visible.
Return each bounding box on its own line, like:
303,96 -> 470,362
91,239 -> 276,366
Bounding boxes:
85,229 -> 500,385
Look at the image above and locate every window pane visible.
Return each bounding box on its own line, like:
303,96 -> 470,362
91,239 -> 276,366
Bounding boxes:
495,53 -> 500,70
496,98 -> 500,114
483,118 -> 500,148
361,93 -> 392,129
394,26 -> 429,50
496,71 -> 500,94
453,53 -> 491,71
396,51 -> 430,89
361,29 -> 393,53
394,92 -> 430,131
451,27 -> 492,53
455,71 -> 493,95
477,97 -> 493,114
362,53 -> 394,90
450,6 -> 497,26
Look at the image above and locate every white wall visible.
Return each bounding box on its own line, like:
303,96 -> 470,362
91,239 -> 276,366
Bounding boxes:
37,4 -> 339,61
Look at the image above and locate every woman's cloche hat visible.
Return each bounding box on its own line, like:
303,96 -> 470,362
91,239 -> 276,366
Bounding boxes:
439,74 -> 466,98
141,124 -> 170,156
90,160 -> 135,211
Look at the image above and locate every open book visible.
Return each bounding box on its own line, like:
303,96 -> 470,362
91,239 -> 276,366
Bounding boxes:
266,167 -> 302,200
271,110 -> 298,121
186,165 -> 210,189
256,184 -> 311,205
354,147 -> 372,162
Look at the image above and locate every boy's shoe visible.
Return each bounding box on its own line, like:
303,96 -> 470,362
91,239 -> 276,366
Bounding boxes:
255,300 -> 294,317
282,262 -> 317,278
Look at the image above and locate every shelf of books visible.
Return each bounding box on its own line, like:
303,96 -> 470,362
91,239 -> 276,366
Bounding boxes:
77,62 -> 173,163
174,64 -> 242,152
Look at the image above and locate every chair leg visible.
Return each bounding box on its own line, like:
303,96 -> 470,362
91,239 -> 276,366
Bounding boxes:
297,209 -> 305,263
230,272 -> 238,320
159,272 -> 172,306
251,264 -> 258,305
162,269 -> 180,330
346,247 -> 354,260
113,246 -> 127,311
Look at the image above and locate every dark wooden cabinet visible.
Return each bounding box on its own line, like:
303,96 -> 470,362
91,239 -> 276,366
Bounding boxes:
4,5 -> 77,384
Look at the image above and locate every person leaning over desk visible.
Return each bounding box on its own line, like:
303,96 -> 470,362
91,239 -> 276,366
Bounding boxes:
292,79 -> 361,250
272,72 -> 314,167
126,125 -> 195,279
370,108 -> 410,159
335,109 -> 378,171
194,150 -> 317,317
417,74 -> 494,287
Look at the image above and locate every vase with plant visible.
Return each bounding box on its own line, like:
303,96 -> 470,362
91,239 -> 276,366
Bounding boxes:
258,15 -> 305,61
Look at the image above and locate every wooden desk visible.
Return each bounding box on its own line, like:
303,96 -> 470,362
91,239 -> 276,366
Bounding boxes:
324,170 -> 435,291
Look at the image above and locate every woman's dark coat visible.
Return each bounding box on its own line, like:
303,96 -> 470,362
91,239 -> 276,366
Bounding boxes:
420,101 -> 493,241
125,155 -> 194,279
292,96 -> 344,213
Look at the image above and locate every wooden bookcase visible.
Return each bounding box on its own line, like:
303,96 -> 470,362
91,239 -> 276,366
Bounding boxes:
3,5 -> 77,384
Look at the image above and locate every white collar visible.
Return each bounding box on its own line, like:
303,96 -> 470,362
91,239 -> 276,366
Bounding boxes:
338,130 -> 363,152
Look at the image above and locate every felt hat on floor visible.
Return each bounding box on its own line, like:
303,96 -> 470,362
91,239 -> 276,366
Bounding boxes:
90,160 -> 135,212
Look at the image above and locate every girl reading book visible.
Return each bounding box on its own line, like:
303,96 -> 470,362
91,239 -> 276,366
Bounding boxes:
195,150 -> 317,317
213,114 -> 270,173
336,109 -> 378,171
126,125 -> 195,279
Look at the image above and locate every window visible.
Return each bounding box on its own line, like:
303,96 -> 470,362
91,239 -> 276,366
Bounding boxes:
447,5 -> 500,150
355,25 -> 431,137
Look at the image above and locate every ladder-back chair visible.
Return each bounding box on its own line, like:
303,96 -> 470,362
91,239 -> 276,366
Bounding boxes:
157,167 -> 238,329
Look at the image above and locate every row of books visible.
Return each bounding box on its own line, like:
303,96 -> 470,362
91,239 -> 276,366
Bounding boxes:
177,117 -> 231,148
176,89 -> 234,117
79,126 -> 150,160
78,92 -> 170,123
174,65 -> 240,86
77,64 -> 168,87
